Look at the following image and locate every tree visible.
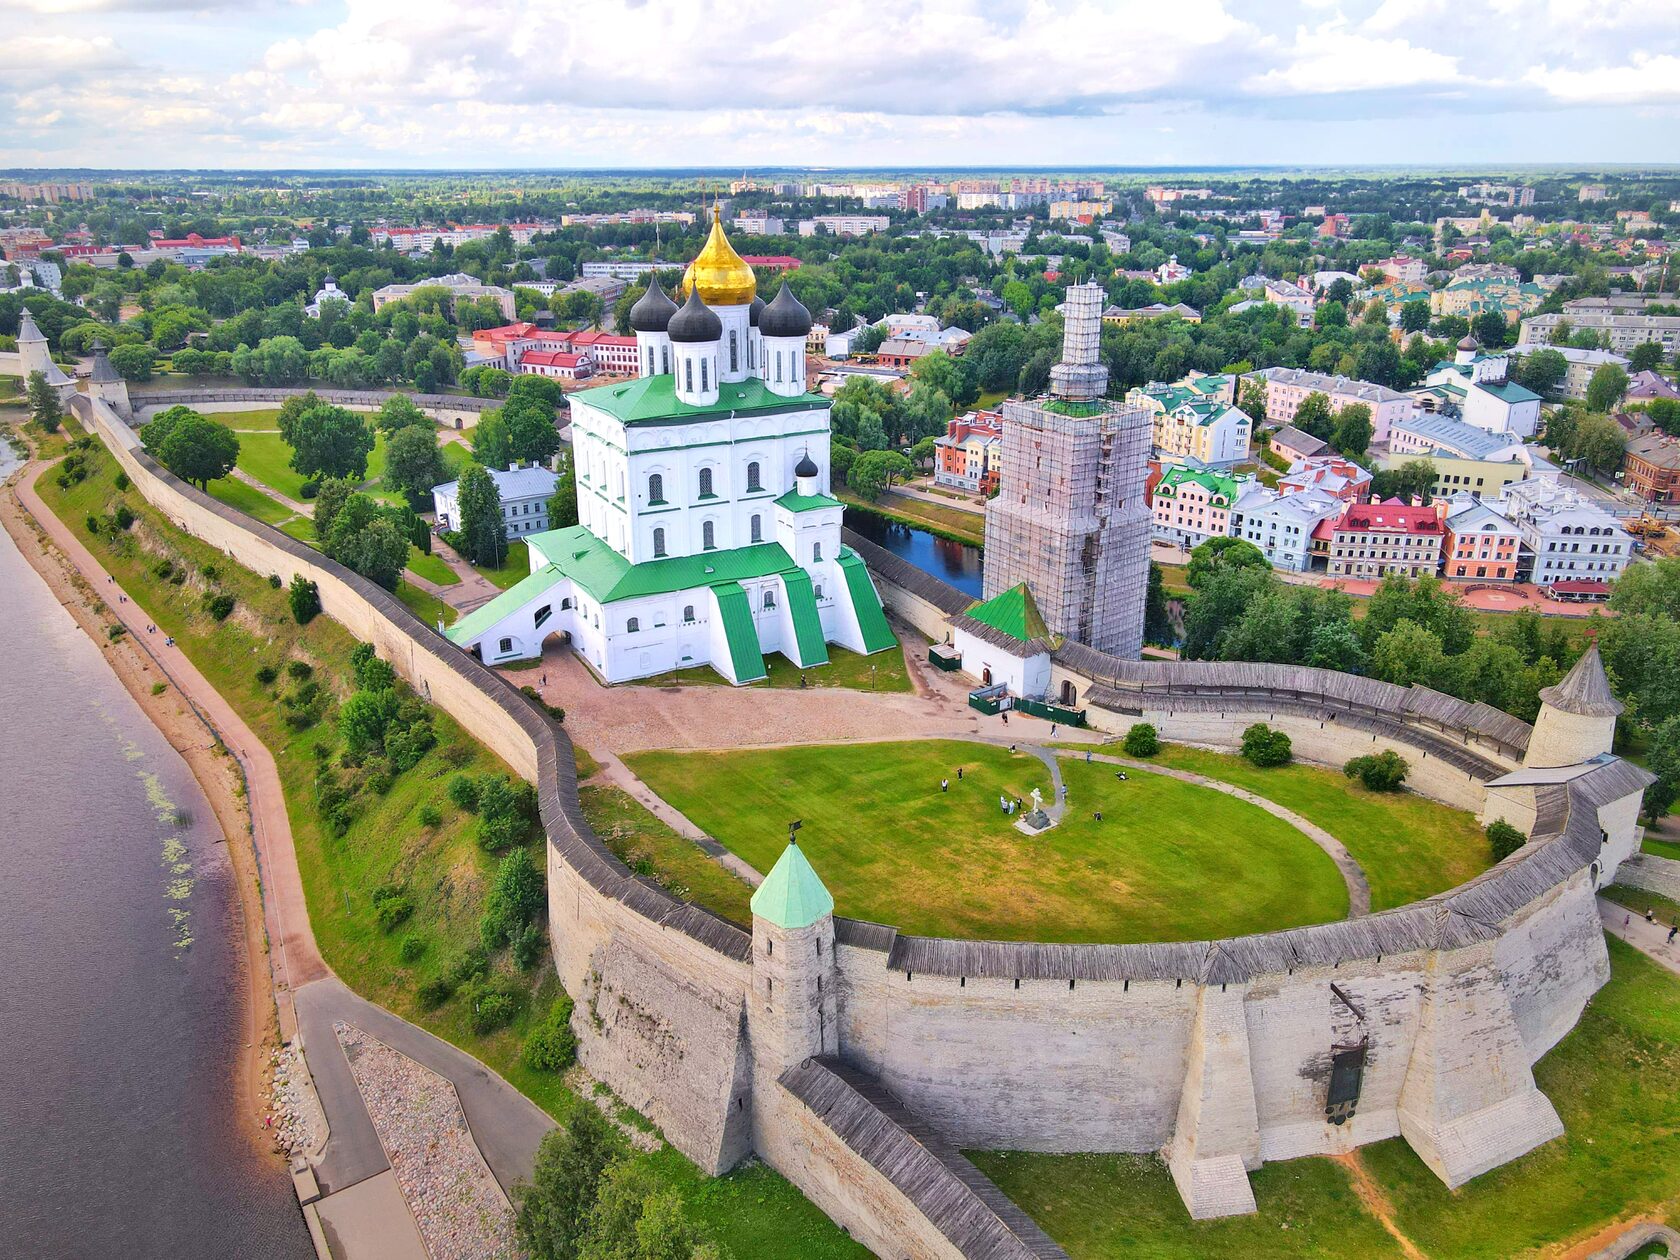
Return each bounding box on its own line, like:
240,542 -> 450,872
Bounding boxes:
1344,750 -> 1409,792
1331,402 -> 1373,458
1325,278 -> 1354,306
26,370 -> 61,433
1629,341 -> 1666,373
1144,562 -> 1173,646
481,848 -> 545,950
1292,391 -> 1334,441
909,436 -> 940,470
289,576 -> 321,624
1565,411 -> 1626,474
288,404 -> 375,482
1586,364 -> 1630,413
472,411 -> 515,469
1513,348 -> 1568,398
847,449 -> 913,501
457,463 -> 508,566
1488,819 -> 1528,861
1240,723 -> 1292,767
376,395 -> 431,433
1647,398 -> 1680,436
143,406 -> 239,487
1236,376 -> 1267,422
385,424 -> 447,505
909,349 -> 976,408
1370,458 -> 1437,504
1399,299 -> 1431,333
548,459 -> 579,530
1644,715 -> 1680,825
500,394 -> 562,466
514,1107 -> 622,1260
108,343 -> 156,381
1472,311 -> 1511,350
1186,536 -> 1268,589
1354,339 -> 1400,388
1369,619 -> 1450,689
1123,724 -> 1159,756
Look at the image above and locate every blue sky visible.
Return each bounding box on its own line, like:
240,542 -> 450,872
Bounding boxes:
2,0 -> 1677,170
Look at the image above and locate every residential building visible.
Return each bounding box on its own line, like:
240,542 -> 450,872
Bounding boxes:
875,327 -> 972,369
1440,494 -> 1522,581
372,272 -> 516,320
519,350 -> 594,382
1431,275 -> 1547,323
1261,278 -> 1315,326
1326,500 -> 1445,579
933,410 -> 1005,494
797,216 -> 889,237
1521,309 -> 1680,356
432,463 -> 562,537
1101,302 -> 1201,325
1126,379 -> 1251,467
1499,479 -> 1633,586
1227,485 -> 1346,572
739,255 -> 802,273
1049,200 -> 1113,221
733,214 -> 785,235
1512,344 -> 1631,402
1628,369 -> 1680,404
564,330 -> 639,376
1268,424 -> 1329,465
1623,432 -> 1680,503
1151,467 -> 1245,549
1578,185 -> 1608,202
1420,337 -> 1542,439
579,259 -> 680,281
1384,413 -> 1541,500
561,275 -> 628,305
1156,254 -> 1191,285
1277,455 -> 1371,502
1378,255 -> 1428,284
1253,367 -> 1415,443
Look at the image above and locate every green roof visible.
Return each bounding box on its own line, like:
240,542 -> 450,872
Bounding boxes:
750,841 -> 834,929
780,567 -> 830,667
711,581 -> 767,683
444,563 -> 567,646
1155,466 -> 1239,503
964,583 -> 1051,643
774,489 -> 843,513
1480,379 -> 1542,404
570,374 -> 828,427
837,548 -> 897,654
525,526 -> 802,602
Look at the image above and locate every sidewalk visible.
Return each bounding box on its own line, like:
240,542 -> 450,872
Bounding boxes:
1599,897 -> 1680,976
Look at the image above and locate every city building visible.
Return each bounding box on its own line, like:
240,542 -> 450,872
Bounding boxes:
1628,369 -> 1680,404
1156,254 -> 1191,284
874,327 -> 972,369
1431,276 -> 1547,323
372,272 -> 516,320
932,409 -> 1005,494
1384,413 -> 1541,500
1622,432 -> 1680,503
797,216 -> 890,237
305,276 -> 350,318
1226,484 -> 1345,572
1378,255 -> 1429,283
733,214 -> 785,235
1440,494 -> 1523,581
1261,278 -> 1315,326
432,463 -> 562,537
1511,345 -> 1631,402
1276,455 -> 1371,501
1578,184 -> 1609,202
1325,500 -> 1445,579
1049,200 -> 1113,221
562,275 -> 628,305
1127,380 -> 1251,467
1268,424 -> 1329,465
1253,367 -> 1415,444
1499,479 -> 1633,586
579,260 -> 680,281
519,350 -> 594,382
1521,309 -> 1680,356
1151,467 -> 1244,549
442,210 -> 895,681
982,283 -> 1152,656
1101,302 -> 1201,325
1421,337 -> 1542,439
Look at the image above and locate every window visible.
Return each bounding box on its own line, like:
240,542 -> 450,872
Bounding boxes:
561,597 -> 572,610
701,358 -> 709,391
747,460 -> 762,492
644,346 -> 653,374
653,527 -> 667,557
627,617 -> 639,633
775,351 -> 783,383
751,514 -> 762,543
764,590 -> 777,610
814,584 -> 823,600
683,604 -> 695,622
660,344 -> 670,374
699,467 -> 714,498
498,638 -> 513,654
812,542 -> 822,562
648,473 -> 664,504
703,520 -> 716,550
535,605 -> 552,628
729,330 -> 739,373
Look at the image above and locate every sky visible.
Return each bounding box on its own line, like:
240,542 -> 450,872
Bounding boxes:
2,0 -> 1679,171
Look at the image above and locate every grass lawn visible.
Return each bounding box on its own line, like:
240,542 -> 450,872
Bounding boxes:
36,438 -> 863,1258
1601,883 -> 1680,926
974,389 -> 1010,410
395,579 -> 458,627
235,424 -> 403,506
580,782 -> 755,926
204,407 -> 285,431
1146,743 -> 1492,911
206,475 -> 299,527
970,1151 -> 1404,1260
625,741 -> 1349,943
278,515 -> 316,543
474,538 -> 531,589
407,547 -> 460,586
1645,836 -> 1680,862
656,643 -> 911,693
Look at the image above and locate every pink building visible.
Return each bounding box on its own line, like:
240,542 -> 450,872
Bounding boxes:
1277,455 -> 1372,502
1254,367 -> 1414,444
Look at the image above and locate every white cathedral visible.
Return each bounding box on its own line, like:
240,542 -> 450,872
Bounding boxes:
446,209 -> 897,684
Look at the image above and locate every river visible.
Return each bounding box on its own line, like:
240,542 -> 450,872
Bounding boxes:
844,506 -> 985,597
0,437 -> 311,1259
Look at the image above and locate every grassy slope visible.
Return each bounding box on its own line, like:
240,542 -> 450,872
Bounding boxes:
206,475 -> 300,527
656,643 -> 912,693
35,442 -> 862,1260
406,548 -> 460,586
1147,743 -> 1492,910
626,741 -> 1348,943
837,490 -> 985,546
580,782 -> 755,926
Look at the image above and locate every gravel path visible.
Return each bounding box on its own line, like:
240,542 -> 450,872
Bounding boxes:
336,1022 -> 525,1260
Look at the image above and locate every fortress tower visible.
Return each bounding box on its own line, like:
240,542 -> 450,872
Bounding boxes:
982,283 -> 1153,657
1524,644 -> 1621,769
17,308 -> 74,402
87,340 -> 131,419
747,839 -> 837,1078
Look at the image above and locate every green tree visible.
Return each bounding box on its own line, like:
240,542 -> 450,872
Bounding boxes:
108,343 -> 156,381
1144,562 -> 1173,646
514,1107 -> 622,1260
846,449 -> 913,501
472,411 -> 515,469
1236,376 -> 1267,422
1647,398 -> 1680,436
385,424 -> 447,505
142,406 -> 239,487
1644,715 -> 1680,824
1369,619 -> 1451,688
1240,723 -> 1292,767
1123,723 -> 1159,756
288,575 -> 320,624
1565,411 -> 1626,474
1331,402 -> 1373,457
375,395 -> 431,433
548,459 -> 579,529
26,370 -> 61,433
1629,341 -> 1666,373
1472,311 -> 1512,350
1399,299 -> 1431,333
457,463 -> 508,566
1001,280 -> 1035,320
1586,363 -> 1630,413
1370,458 -> 1437,504
1186,536 -> 1268,588
1514,348 -> 1568,398
481,848 -> 545,950
1292,391 -> 1334,440
288,404 -> 375,481
330,510 -> 410,590
908,349 -> 977,408
339,687 -> 400,755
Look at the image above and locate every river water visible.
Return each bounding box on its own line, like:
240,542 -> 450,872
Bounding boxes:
0,438 -> 311,1259
844,506 -> 985,598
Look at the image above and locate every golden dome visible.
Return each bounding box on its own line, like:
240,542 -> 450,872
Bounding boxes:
680,206 -> 757,307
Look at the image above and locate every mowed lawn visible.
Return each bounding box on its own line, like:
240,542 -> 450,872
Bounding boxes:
1147,744 -> 1492,911
625,741 -> 1349,943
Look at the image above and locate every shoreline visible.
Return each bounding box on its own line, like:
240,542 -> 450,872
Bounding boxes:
0,445 -> 289,1167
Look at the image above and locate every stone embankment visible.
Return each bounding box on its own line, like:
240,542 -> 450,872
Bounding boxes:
268,1040 -> 327,1159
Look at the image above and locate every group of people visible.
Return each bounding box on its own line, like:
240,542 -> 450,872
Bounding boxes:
1626,907 -> 1680,945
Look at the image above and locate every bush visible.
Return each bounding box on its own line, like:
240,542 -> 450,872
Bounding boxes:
1344,750 -> 1409,792
448,773 -> 481,812
203,593 -> 236,621
299,481 -> 319,500
469,988 -> 518,1034
447,946 -> 490,987
482,848 -> 545,950
417,977 -> 455,1009
152,559 -> 176,580
1240,723 -> 1293,768
512,921 -> 546,971
267,573 -> 282,589
521,995 -> 577,1073
256,664 -> 280,686
287,660 -> 313,680
288,575 -> 321,625
371,882 -> 413,932
84,513 -> 100,534
1488,819 -> 1528,861
398,935 -> 426,964
199,564 -> 219,581
350,643 -> 396,692
1122,723 -> 1159,757
418,804 -> 442,827
113,504 -> 134,530
114,471 -> 130,491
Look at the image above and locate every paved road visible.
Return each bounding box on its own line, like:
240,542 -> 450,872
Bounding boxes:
1599,897 -> 1680,975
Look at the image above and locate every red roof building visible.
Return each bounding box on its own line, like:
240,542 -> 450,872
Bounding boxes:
1326,498 -> 1445,579
520,350 -> 593,381
740,255 -> 801,272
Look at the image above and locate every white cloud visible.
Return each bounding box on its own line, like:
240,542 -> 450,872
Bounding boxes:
1526,53 -> 1680,104
1243,21 -> 1462,95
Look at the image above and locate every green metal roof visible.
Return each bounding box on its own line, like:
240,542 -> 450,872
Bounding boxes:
774,489 -> 843,513
836,548 -> 897,654
750,841 -> 834,929
1480,379 -> 1542,404
445,564 -> 567,645
570,374 -> 828,427
780,567 -> 830,667
963,583 -> 1050,644
1154,466 -> 1239,504
523,525 -> 802,603
710,581 -> 767,683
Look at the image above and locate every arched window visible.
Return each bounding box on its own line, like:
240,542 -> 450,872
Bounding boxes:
747,461 -> 762,492
702,520 -> 716,550
627,617 -> 640,633
534,605 -> 552,628
764,589 -> 777,610
729,330 -> 739,373
648,472 -> 664,504
775,351 -> 784,383
652,527 -> 666,557
750,514 -> 762,543
701,358 -> 709,391
684,358 -> 693,392
644,346 -> 654,374
814,584 -> 823,600
812,542 -> 822,561
660,344 -> 670,374
683,604 -> 695,622
560,597 -> 572,610
698,467 -> 713,498
748,335 -> 755,370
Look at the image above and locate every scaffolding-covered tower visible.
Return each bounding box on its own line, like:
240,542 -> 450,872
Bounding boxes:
981,283 -> 1152,657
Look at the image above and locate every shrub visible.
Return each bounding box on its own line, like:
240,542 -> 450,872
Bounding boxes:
113,504 -> 134,530
482,848 -> 545,950
350,644 -> 397,692
1241,723 -> 1292,768
107,624 -> 126,641
521,995 -> 577,1073
199,564 -> 219,581
267,573 -> 282,589
84,513 -> 100,534
447,946 -> 490,987
203,593 -> 236,621
418,804 -> 442,827
151,559 -> 176,580
371,882 -> 413,932
1488,819 -> 1528,861
255,664 -> 280,686
512,921 -> 546,971
385,720 -> 436,773
287,660 -> 313,680
169,569 -> 186,585
114,471 -> 130,491
1122,723 -> 1159,757
299,481 -> 319,500
398,935 -> 426,964
1344,750 -> 1409,792
288,575 -> 321,625
448,773 -> 481,812
417,977 -> 455,1009
470,988 -> 518,1034
439,743 -> 474,769
150,681 -> 167,696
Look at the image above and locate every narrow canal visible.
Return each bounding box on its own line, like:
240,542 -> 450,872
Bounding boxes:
844,505 -> 985,597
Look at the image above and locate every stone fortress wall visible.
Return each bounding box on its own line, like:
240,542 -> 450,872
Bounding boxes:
72,392 -> 1652,1257
130,386 -> 497,429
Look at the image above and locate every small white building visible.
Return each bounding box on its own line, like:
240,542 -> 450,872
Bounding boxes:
306,276 -> 350,318
947,584 -> 1054,698
1227,484 -> 1346,572
432,463 -> 562,537
1499,479 -> 1633,586
1421,337 -> 1543,439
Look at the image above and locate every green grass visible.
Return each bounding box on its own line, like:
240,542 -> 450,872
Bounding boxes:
625,741 -> 1348,943
235,424 -> 404,506
1645,836 -> 1680,861
473,538 -> 531,589
1145,743 -> 1492,910
656,643 -> 911,693
1601,884 -> 1680,927
395,579 -> 458,627
35,438 -> 862,1259
202,407 -> 285,430
580,783 -> 755,926
278,515 -> 317,543
206,475 -> 300,527
406,547 -> 460,586
970,1151 -> 1404,1260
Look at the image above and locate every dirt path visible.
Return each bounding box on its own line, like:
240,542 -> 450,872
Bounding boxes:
1331,1152 -> 1429,1260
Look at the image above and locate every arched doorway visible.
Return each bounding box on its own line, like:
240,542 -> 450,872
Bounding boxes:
1059,679 -> 1077,706
981,667 -> 992,686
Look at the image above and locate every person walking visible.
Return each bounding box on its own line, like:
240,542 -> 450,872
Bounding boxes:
1001,711 -> 1008,727
1050,723 -> 1057,737
957,767 -> 963,781
1668,923 -> 1677,945
1085,750 -> 1092,764
940,778 -> 949,793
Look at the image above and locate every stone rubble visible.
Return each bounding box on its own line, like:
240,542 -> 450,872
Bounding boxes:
267,1040 -> 326,1158
335,1021 -> 525,1260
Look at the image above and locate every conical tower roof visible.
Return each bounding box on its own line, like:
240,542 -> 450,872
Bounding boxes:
89,339 -> 120,384
965,583 -> 1052,644
17,307 -> 45,344
750,840 -> 834,930
1538,643 -> 1622,717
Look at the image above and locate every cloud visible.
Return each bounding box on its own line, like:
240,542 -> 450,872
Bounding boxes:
1526,53 -> 1680,104
1242,21 -> 1463,95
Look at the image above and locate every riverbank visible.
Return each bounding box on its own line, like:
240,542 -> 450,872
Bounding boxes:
838,486 -> 985,546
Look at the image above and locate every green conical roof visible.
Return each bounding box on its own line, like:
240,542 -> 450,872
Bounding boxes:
750,841 -> 834,929
964,583 -> 1051,644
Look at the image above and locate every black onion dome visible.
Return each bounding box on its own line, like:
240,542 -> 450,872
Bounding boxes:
629,276 -> 678,332
749,295 -> 766,327
759,280 -> 812,338
1457,334 -> 1479,352
795,451 -> 819,478
667,287 -> 723,343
